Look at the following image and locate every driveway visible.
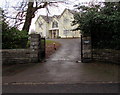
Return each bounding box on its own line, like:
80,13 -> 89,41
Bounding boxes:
47,39 -> 81,61
3,39 -> 120,84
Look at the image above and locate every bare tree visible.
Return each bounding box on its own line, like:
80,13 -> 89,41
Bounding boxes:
4,0 -> 64,32
22,1 -> 48,32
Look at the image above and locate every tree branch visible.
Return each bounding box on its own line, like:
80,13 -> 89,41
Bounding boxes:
4,15 -> 25,20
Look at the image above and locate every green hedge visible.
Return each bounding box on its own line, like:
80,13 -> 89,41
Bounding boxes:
2,22 -> 28,49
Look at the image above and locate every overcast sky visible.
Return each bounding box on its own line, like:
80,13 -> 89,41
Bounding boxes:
0,0 -> 105,32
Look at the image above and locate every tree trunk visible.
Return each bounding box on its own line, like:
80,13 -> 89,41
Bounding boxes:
22,2 -> 35,32
22,2 -> 48,32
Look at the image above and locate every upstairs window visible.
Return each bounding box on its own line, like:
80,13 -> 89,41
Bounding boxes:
52,21 -> 58,28
64,18 -> 69,23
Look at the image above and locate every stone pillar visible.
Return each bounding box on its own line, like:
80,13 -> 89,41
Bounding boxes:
30,34 -> 41,63
81,35 -> 92,63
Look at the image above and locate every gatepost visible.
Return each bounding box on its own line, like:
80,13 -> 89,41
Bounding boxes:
81,35 -> 92,63
29,34 -> 41,63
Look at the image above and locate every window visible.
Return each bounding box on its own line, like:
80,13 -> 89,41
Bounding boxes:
52,21 -> 58,28
38,21 -> 43,28
64,18 -> 69,23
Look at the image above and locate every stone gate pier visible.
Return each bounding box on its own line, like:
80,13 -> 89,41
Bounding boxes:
81,35 -> 92,63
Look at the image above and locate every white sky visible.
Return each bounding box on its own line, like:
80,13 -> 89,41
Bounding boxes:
0,0 -> 105,32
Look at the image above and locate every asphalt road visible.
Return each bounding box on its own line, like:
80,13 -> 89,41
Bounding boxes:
2,83 -> 120,93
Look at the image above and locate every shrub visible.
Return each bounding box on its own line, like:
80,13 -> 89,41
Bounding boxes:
73,2 -> 120,50
2,22 -> 28,49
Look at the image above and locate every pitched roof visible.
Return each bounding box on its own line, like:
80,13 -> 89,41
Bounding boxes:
36,9 -> 77,23
68,9 -> 77,14
58,8 -> 77,18
51,15 -> 60,19
40,15 -> 52,23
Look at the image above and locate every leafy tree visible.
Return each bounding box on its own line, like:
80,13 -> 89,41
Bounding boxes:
73,2 -> 120,49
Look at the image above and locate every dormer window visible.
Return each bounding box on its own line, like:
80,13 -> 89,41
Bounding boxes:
52,21 -> 58,28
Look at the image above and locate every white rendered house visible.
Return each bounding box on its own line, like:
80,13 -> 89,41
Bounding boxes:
35,8 -> 81,38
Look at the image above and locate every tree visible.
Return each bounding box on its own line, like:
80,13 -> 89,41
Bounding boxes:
2,0 -> 67,48
22,2 -> 48,32
73,2 -> 120,49
4,0 -> 64,32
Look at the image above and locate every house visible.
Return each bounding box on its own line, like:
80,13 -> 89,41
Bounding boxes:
35,8 -> 81,38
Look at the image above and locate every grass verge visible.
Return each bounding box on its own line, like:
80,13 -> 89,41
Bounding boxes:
46,40 -> 61,58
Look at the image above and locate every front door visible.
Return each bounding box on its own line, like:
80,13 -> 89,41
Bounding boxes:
49,30 -> 59,39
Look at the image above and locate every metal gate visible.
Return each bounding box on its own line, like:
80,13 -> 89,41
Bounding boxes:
38,37 -> 46,61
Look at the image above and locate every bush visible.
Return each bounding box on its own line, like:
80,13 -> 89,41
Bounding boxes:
2,22 -> 28,49
26,40 -> 30,48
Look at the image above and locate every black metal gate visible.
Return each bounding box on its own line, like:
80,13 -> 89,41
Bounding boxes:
38,37 -> 46,61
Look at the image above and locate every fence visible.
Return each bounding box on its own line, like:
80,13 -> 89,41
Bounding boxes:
2,34 -> 46,65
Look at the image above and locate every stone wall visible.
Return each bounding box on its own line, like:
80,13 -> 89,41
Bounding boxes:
2,34 -> 44,65
2,49 -> 31,65
92,49 -> 120,64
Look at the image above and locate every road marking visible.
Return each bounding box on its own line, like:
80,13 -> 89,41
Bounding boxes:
3,81 -> 120,85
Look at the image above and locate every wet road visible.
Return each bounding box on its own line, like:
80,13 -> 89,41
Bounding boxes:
2,39 -> 120,93
3,83 -> 120,93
